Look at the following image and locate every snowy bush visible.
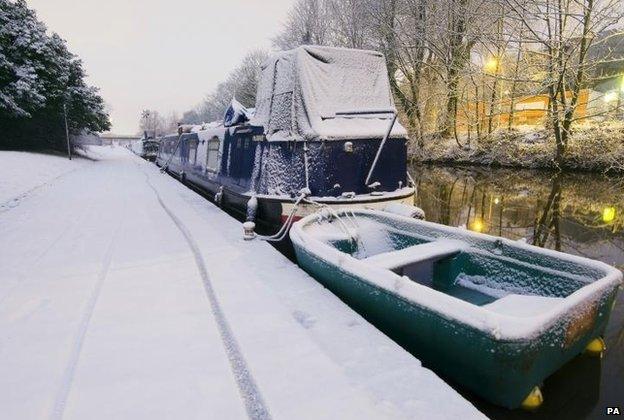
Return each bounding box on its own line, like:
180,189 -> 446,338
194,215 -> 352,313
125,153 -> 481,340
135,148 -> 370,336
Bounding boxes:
415,122 -> 624,173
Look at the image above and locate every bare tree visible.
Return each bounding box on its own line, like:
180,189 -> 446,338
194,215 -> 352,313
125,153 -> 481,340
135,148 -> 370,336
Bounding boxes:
181,50 -> 268,124
366,0 -> 429,141
226,50 -> 269,107
327,0 -> 375,48
139,109 -> 165,137
163,111 -> 180,134
257,0 -> 624,162
272,0 -> 332,49
505,0 -> 624,165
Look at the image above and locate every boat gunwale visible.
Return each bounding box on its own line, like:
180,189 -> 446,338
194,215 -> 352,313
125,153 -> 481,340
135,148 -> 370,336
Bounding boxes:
290,209 -> 622,342
249,187 -> 415,204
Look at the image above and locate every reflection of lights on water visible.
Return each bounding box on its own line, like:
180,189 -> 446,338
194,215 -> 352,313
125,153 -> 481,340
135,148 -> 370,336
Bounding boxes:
603,206 -> 616,223
470,219 -> 485,232
494,197 -> 500,205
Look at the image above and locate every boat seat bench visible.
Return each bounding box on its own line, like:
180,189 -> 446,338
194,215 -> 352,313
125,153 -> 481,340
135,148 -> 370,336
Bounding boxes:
364,239 -> 467,270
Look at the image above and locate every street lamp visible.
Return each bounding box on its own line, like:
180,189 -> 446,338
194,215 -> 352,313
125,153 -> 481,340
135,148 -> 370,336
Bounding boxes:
470,218 -> 485,233
603,206 -> 616,223
141,110 -> 150,138
484,57 -> 499,75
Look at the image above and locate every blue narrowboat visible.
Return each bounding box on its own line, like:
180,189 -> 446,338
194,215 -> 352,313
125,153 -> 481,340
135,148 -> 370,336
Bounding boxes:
155,46 -> 418,231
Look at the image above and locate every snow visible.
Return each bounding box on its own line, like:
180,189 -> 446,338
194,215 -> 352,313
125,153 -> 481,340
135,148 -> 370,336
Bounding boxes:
415,121 -> 624,173
129,140 -> 143,155
252,46 -> 408,141
0,147 -> 484,419
0,151 -> 91,208
190,121 -> 223,133
455,273 -> 511,298
383,202 -> 425,219
365,240 -> 467,270
484,295 -> 563,317
223,98 -> 254,127
290,209 -> 622,341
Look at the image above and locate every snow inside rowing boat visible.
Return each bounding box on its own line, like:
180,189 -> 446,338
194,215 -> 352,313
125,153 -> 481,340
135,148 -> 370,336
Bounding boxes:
290,209 -> 622,341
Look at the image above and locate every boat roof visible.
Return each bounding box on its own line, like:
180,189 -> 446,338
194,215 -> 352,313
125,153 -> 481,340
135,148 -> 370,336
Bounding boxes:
251,45 -> 407,141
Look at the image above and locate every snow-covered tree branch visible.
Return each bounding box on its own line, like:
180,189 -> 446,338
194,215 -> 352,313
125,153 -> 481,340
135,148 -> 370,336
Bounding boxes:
0,0 -> 111,151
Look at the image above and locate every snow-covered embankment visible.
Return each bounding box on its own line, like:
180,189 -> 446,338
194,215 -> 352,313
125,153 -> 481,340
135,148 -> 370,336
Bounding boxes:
0,146 -> 485,419
0,150 -> 93,208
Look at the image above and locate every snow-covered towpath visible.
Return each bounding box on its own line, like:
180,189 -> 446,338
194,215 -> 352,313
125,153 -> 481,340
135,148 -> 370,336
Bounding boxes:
0,146 -> 484,420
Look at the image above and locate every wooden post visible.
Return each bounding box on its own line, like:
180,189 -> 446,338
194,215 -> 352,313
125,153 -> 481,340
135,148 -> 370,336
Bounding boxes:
63,103 -> 71,160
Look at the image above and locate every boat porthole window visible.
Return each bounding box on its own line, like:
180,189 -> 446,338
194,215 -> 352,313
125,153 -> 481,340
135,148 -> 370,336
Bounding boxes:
188,139 -> 198,165
207,137 -> 220,172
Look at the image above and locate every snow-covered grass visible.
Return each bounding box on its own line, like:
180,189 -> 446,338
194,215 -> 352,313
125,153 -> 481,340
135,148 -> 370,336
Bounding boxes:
414,122 -> 624,172
0,150 -> 93,207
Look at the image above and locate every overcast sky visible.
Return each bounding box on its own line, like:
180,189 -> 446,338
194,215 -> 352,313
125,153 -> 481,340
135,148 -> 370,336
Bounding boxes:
26,0 -> 294,134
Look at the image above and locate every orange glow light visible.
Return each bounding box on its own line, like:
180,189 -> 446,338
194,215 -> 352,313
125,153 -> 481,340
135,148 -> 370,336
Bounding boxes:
603,207 -> 616,223
484,58 -> 499,74
470,219 -> 485,233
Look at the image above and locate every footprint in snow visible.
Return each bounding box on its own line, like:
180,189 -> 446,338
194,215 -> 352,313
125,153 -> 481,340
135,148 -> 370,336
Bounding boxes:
292,310 -> 316,329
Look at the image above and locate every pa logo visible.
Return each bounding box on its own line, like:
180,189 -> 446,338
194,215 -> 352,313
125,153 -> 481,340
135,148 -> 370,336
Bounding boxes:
606,407 -> 621,415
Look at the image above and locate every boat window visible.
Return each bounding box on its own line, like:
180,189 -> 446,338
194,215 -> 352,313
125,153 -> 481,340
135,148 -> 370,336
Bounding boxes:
206,137 -> 220,171
188,139 -> 198,164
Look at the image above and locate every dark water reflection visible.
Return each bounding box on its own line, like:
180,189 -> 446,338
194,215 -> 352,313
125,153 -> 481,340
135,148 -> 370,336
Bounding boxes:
411,164 -> 624,420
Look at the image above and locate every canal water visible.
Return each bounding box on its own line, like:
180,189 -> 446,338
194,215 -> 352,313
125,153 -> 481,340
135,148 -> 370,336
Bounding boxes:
411,164 -> 623,419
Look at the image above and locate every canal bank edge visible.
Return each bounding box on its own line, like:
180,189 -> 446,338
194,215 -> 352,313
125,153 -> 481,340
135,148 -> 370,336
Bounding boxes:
412,122 -> 624,173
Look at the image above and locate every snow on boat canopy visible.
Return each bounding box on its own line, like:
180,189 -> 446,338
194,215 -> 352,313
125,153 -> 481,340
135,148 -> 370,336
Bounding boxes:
156,46 -> 419,232
250,45 -> 407,141
290,209 -> 623,409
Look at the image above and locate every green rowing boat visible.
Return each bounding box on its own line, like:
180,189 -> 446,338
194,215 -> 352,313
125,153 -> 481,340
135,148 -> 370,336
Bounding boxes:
290,209 -> 622,409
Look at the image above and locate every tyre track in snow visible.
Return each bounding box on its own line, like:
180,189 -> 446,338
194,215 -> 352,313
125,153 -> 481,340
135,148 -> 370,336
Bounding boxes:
50,216 -> 123,420
138,162 -> 271,420
0,178 -> 100,306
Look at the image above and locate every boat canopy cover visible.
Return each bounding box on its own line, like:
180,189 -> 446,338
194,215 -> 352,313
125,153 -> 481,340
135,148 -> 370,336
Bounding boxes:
251,45 -> 407,141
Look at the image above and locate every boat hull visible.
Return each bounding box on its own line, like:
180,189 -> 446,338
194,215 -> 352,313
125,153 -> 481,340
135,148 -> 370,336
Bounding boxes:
290,212 -> 621,408
162,159 -> 415,232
